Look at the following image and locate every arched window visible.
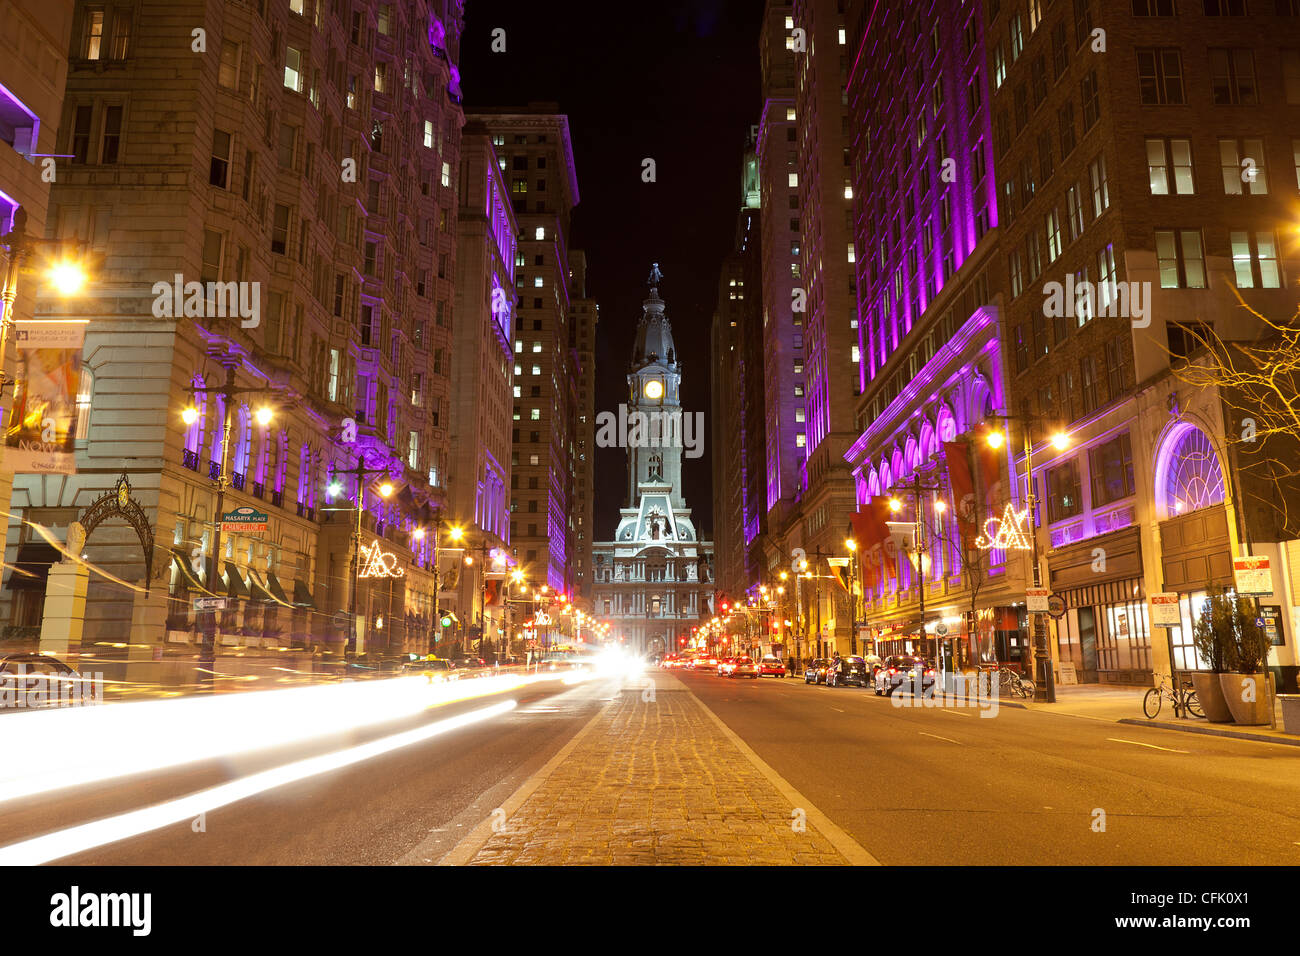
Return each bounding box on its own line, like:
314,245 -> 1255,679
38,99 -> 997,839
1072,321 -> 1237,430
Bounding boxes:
879,460 -> 892,493
231,405 -> 252,486
183,374 -> 206,469
867,468 -> 881,498
904,436 -> 920,476
1156,423 -> 1225,519
209,391 -> 227,473
890,447 -> 904,485
273,432 -> 288,494
937,403 -> 958,443
297,443 -> 311,508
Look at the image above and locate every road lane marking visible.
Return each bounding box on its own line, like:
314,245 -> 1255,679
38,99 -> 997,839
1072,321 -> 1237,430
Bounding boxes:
918,732 -> 961,744
0,701 -> 518,866
938,708 -> 975,717
830,707 -> 845,713
1107,737 -> 1190,753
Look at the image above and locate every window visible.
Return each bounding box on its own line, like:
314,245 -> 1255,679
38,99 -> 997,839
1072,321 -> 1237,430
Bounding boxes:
1096,243 -> 1117,313
272,203 -> 290,255
1009,13 -> 1024,61
1081,356 -> 1099,413
1105,337 -> 1130,396
1155,229 -> 1207,288
1051,21 -> 1069,79
1090,432 -> 1135,505
1146,138 -> 1194,195
1203,0 -> 1248,14
219,42 -> 241,90
1230,231 -> 1281,288
1009,249 -> 1024,298
1046,208 -> 1063,262
201,229 -> 224,284
1219,138 -> 1268,195
210,129 -> 231,188
994,44 -> 1007,89
1294,139 -> 1300,189
1014,324 -> 1030,373
1058,102 -> 1077,158
1080,71 -> 1100,130
100,105 -> 122,164
1133,0 -> 1175,12
1066,185 -> 1084,241
1136,48 -> 1184,104
1285,51 -> 1300,105
1074,0 -> 1095,47
71,105 -> 91,163
530,408 -> 540,421
1046,459 -> 1082,523
1088,154 -> 1110,217
1208,48 -> 1257,104
1038,132 -> 1054,182
284,47 -> 304,92
83,9 -> 104,60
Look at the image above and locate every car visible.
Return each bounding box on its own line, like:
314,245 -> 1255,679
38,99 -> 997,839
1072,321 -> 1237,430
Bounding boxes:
694,657 -> 717,671
758,656 -> 786,678
402,657 -> 455,682
873,655 -> 936,696
0,653 -> 100,710
729,656 -> 759,678
804,658 -> 829,684
450,655 -> 488,677
826,655 -> 871,688
717,657 -> 737,677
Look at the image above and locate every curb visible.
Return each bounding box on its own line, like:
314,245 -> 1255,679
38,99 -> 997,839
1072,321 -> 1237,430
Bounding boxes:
1116,717 -> 1300,748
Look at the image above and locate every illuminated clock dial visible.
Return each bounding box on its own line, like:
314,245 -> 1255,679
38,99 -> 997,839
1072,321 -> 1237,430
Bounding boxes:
644,380 -> 663,399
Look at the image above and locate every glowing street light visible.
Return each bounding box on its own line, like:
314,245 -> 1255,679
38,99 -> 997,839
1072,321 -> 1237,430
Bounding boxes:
1050,431 -> 1070,451
378,481 -> 394,498
254,406 -> 274,426
46,260 -> 87,297
181,406 -> 199,426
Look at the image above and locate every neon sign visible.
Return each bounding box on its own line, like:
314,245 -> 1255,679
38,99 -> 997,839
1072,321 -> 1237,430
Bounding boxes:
358,542 -> 405,578
974,504 -> 1032,551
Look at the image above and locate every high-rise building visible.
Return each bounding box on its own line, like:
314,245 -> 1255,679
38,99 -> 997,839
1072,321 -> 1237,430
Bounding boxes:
468,106 -> 581,594
448,122 -> 517,649
985,0 -> 1300,686
0,0 -> 76,650
711,136 -> 763,603
591,270 -> 714,656
568,250 -> 597,603
3,0 -> 466,672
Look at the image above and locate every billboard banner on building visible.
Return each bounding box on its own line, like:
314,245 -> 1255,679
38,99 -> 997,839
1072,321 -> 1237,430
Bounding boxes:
4,320 -> 86,475
943,440 -> 976,541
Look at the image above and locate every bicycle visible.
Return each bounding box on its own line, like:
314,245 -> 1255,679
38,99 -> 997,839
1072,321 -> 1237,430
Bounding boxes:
1143,675 -> 1203,719
1002,666 -> 1035,699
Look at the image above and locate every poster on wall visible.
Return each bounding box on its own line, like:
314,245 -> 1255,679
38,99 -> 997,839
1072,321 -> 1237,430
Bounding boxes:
4,320 -> 86,475
1150,593 -> 1181,626
1233,556 -> 1272,595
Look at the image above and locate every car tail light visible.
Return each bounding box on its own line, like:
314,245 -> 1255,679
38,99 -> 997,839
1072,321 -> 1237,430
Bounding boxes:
925,669 -> 935,676
888,668 -> 897,675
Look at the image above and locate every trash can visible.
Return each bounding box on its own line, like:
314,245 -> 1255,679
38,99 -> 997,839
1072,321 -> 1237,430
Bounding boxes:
1279,695 -> 1300,735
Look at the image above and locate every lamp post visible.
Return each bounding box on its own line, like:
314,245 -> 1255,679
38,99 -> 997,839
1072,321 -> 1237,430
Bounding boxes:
326,455 -> 394,659
889,470 -> 944,675
985,416 -> 1070,703
180,367 -> 276,667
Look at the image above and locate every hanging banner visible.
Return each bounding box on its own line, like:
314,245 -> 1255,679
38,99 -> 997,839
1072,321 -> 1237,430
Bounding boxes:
974,436 -> 1004,515
5,320 -> 86,475
943,441 -> 977,542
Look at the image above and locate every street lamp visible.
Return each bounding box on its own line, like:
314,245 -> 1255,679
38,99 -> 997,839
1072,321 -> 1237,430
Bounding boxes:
178,369 -> 277,666
984,413 -> 1071,703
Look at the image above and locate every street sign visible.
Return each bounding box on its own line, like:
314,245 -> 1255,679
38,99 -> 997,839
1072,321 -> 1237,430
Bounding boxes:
193,597 -> 227,611
1233,556 -> 1272,595
1150,593 -> 1180,626
935,622 -> 949,636
1026,588 -> 1050,613
220,506 -> 268,533
1046,594 -> 1067,619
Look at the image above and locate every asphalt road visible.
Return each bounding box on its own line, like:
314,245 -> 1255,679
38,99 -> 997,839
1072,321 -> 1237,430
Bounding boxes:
678,669 -> 1300,864
0,674 -> 622,865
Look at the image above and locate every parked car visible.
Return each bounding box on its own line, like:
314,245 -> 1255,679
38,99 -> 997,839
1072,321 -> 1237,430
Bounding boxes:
758,656 -> 787,678
873,655 -> 935,696
717,657 -> 737,677
0,653 -> 99,710
804,658 -> 829,685
826,655 -> 871,688
729,656 -> 759,678
694,657 -> 718,671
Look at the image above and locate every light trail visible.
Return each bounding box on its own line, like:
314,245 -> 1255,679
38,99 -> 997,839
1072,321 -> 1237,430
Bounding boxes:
0,700 -> 517,866
0,672 -> 556,804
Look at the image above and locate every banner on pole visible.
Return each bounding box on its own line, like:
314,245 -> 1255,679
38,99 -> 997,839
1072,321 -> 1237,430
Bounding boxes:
5,320 -> 86,475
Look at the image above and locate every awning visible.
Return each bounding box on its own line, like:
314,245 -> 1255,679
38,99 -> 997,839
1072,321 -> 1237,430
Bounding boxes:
170,548 -> 206,592
293,578 -> 316,609
223,561 -> 249,599
4,542 -> 62,591
248,571 -> 275,604
265,570 -> 290,605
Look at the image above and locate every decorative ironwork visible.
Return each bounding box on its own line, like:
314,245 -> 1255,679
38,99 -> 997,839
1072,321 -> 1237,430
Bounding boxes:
77,474 -> 155,594
182,449 -> 199,471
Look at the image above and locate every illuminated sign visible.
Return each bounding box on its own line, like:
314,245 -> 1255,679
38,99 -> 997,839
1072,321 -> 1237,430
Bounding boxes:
974,504 -> 1032,551
358,542 -> 405,578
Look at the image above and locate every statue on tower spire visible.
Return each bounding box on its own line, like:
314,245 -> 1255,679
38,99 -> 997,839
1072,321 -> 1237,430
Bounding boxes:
648,262 -> 663,291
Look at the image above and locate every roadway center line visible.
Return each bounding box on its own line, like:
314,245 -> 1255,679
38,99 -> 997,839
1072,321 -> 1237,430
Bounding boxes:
918,731 -> 961,744
829,707 -> 845,713
1107,737 -> 1190,753
938,708 -> 975,717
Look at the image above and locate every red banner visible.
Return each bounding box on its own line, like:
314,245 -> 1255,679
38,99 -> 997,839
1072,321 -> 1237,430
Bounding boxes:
852,498 -> 898,591
943,441 -> 976,542
485,579 -> 502,607
974,436 -> 1004,515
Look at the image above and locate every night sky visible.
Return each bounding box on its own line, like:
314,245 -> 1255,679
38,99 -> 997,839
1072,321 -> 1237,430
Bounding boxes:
460,0 -> 764,540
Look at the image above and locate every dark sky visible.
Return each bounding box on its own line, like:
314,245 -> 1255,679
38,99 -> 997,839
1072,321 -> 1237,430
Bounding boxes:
460,0 -> 764,541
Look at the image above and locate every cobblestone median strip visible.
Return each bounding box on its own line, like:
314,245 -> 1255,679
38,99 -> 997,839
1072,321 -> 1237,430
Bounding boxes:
438,676 -> 878,865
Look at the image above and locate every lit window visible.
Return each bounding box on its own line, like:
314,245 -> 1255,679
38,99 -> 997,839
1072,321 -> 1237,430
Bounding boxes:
423,120 -> 433,148
838,28 -> 846,44
535,227 -> 545,240
844,182 -> 853,199
532,341 -> 542,353
530,408 -> 541,421
441,162 -> 451,187
534,276 -> 543,288
796,434 -> 806,448
513,386 -> 521,398
852,345 -> 861,363
786,107 -> 796,121
785,16 -> 794,28
284,47 -> 303,92
514,340 -> 522,353
788,173 -> 799,188
847,244 -> 856,263
532,365 -> 541,375
530,454 -> 540,465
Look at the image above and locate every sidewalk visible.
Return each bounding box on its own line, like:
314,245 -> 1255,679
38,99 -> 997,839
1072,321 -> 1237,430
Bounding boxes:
438,670 -> 876,865
1008,682 -> 1300,747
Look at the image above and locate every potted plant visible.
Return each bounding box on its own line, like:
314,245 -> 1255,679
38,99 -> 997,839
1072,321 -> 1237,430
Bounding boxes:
1190,591 -> 1235,722
1216,592 -> 1272,726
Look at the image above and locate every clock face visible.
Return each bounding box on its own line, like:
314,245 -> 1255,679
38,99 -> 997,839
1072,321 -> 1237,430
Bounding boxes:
644,380 -> 663,400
